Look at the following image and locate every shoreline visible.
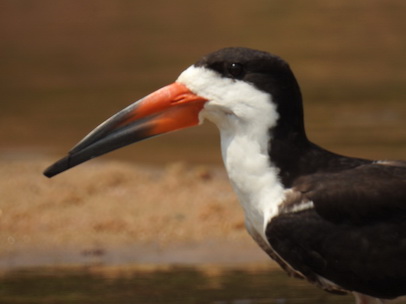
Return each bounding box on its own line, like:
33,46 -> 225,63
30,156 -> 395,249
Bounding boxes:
0,239 -> 273,271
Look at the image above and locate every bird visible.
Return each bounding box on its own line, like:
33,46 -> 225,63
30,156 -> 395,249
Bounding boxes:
44,47 -> 406,304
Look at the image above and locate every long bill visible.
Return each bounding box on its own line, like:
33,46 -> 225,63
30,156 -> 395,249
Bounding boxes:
43,82 -> 208,178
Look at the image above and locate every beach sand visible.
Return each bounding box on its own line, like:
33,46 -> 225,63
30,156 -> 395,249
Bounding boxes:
0,158 -> 271,269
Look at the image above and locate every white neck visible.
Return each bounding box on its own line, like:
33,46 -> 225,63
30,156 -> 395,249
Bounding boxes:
218,122 -> 286,241
177,65 -> 287,241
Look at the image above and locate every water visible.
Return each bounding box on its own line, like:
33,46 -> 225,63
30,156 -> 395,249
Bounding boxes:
0,266 -> 359,304
1,1 -> 406,165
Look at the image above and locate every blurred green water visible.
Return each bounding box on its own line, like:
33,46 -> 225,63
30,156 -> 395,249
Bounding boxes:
0,266 -> 359,304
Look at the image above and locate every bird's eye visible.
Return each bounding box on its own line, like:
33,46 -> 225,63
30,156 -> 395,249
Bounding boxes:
226,63 -> 244,79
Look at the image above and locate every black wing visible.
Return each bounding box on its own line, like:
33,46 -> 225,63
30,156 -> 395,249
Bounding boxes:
297,162 -> 406,223
267,162 -> 406,299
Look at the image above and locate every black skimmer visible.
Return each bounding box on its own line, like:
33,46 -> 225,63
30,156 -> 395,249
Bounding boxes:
44,47 -> 406,304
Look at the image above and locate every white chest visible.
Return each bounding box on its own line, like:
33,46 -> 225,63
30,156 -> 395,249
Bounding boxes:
220,130 -> 286,243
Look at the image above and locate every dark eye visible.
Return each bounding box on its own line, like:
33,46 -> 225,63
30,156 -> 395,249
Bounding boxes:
226,62 -> 244,79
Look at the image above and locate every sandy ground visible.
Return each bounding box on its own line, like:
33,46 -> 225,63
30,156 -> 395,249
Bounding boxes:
0,158 -> 271,269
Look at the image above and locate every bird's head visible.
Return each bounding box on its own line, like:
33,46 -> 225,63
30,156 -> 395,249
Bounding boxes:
44,47 -> 304,177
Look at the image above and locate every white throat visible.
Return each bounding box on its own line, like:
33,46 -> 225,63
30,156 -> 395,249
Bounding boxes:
177,66 -> 287,241
219,125 -> 286,241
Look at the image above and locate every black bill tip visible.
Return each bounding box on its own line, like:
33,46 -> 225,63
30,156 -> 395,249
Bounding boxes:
43,155 -> 72,178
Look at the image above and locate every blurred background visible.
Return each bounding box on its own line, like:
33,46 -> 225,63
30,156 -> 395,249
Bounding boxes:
1,0 -> 405,164
0,1 -> 406,302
